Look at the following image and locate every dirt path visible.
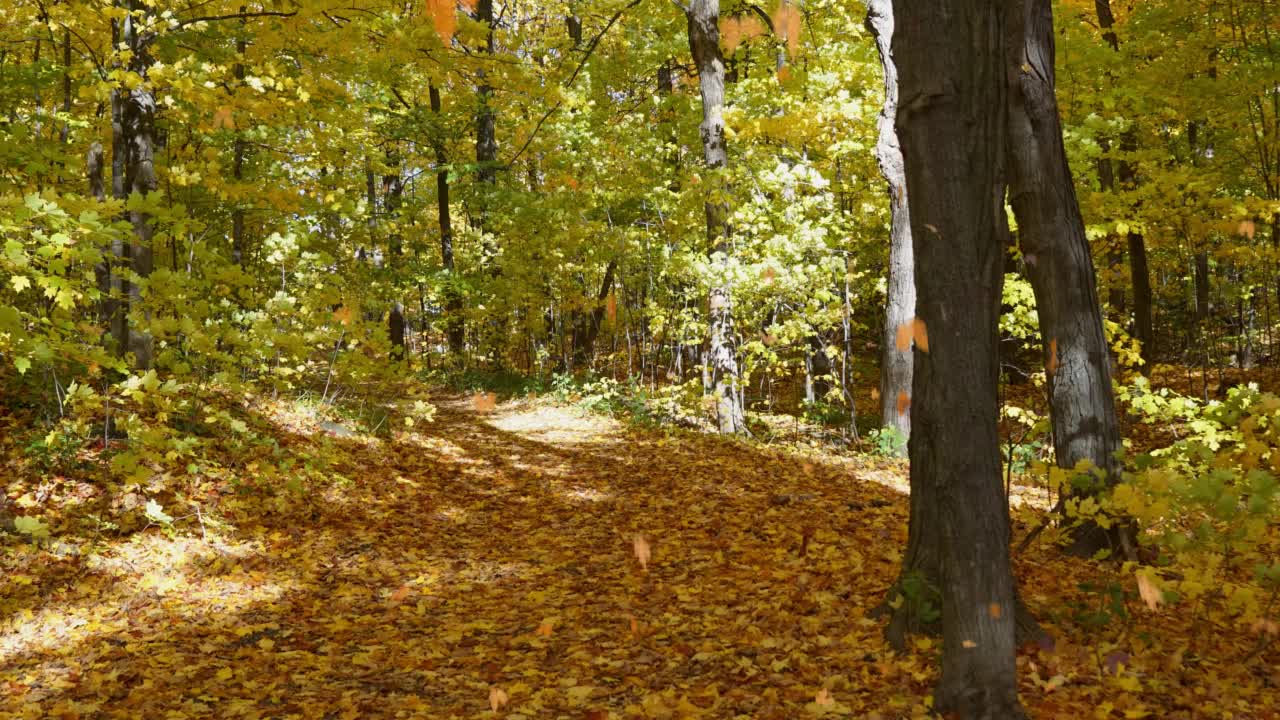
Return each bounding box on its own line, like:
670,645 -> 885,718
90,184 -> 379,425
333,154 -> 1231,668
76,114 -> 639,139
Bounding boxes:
2,397 -> 926,719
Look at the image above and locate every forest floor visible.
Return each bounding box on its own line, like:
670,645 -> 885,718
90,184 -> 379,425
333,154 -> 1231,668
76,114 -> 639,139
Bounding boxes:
2,390 -> 1278,719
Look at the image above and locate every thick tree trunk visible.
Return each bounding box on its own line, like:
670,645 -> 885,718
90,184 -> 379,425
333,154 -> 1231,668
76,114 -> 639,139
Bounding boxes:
888,0 -> 1027,715
866,0 -> 914,451
687,0 -> 746,434
429,84 -> 465,358
1005,0 -> 1127,557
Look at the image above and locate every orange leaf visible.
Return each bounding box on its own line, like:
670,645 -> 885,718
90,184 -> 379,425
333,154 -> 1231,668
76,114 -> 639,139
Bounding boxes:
894,321 -> 913,352
535,620 -> 554,637
213,106 -> 235,130
390,584 -> 412,603
988,602 -> 1002,619
427,0 -> 457,41
333,305 -> 354,326
488,686 -> 509,712
606,293 -> 617,324
962,640 -> 978,648
896,391 -> 910,418
1046,337 -> 1058,376
1239,219 -> 1256,239
912,318 -> 929,353
814,688 -> 834,706
1136,572 -> 1163,611
472,391 -> 497,413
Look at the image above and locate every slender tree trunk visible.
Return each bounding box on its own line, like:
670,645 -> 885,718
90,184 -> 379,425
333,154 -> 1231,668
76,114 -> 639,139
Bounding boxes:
1195,251 -> 1210,322
232,10 -> 247,267
887,0 -> 1027,714
1005,0 -> 1128,557
866,0 -> 913,452
119,0 -> 157,370
571,260 -> 617,369
687,0 -> 746,435
474,0 -> 498,269
429,84 -> 465,358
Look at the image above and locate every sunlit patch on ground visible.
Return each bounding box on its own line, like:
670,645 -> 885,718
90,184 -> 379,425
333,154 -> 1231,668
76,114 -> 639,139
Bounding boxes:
3,391 -> 1277,718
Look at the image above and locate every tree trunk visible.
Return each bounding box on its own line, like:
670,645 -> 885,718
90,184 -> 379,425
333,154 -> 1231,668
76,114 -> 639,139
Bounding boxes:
119,0 -> 157,370
474,0 -> 499,269
888,0 -> 1027,714
687,0 -> 746,434
866,0 -> 914,452
429,84 -> 465,358
1005,0 -> 1127,557
571,260 -> 617,369
1195,251 -> 1210,323
1128,228 -> 1154,365
232,13 -> 247,267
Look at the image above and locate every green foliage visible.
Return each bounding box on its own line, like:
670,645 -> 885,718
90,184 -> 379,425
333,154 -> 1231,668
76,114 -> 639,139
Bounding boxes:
866,426 -> 908,457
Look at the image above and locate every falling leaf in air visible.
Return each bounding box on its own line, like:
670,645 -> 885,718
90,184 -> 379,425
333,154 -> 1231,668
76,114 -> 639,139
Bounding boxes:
988,602 -> 1002,619
912,317 -> 929,353
1239,219 -> 1256,239
896,391 -> 910,417
1136,571 -> 1163,611
962,640 -> 977,648
472,392 -> 497,413
894,321 -> 913,351
427,0 -> 457,41
489,686 -> 509,712
212,106 -> 235,130
633,534 -> 651,570
1046,337 -> 1059,376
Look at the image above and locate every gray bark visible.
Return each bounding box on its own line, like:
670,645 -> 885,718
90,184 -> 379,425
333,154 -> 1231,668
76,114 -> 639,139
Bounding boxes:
687,0 -> 746,434
866,0 -> 914,450
1006,0 -> 1126,557
889,0 -> 1027,714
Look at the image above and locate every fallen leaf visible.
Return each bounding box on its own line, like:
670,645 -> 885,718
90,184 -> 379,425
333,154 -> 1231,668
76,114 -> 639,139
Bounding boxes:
814,688 -> 834,706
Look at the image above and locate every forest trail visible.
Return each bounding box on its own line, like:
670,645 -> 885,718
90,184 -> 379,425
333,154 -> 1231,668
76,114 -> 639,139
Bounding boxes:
3,397 -> 926,718
2,396 -> 1272,718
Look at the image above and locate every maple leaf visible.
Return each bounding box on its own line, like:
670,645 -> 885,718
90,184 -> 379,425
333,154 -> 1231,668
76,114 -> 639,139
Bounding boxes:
814,688 -> 834,706
1046,337 -> 1059,376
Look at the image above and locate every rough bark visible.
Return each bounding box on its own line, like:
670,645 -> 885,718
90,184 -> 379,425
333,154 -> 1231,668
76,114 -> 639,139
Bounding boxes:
687,0 -> 746,435
474,0 -> 499,270
888,0 -> 1028,714
430,84 -> 465,357
866,0 -> 914,450
1005,0 -> 1127,557
119,0 -> 157,369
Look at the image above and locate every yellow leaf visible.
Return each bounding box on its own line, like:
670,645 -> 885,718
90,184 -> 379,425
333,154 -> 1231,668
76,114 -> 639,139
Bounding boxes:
215,667 -> 233,681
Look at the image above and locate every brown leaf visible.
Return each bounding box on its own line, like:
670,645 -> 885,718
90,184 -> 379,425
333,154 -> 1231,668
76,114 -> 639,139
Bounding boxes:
1239,219 -> 1256,239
